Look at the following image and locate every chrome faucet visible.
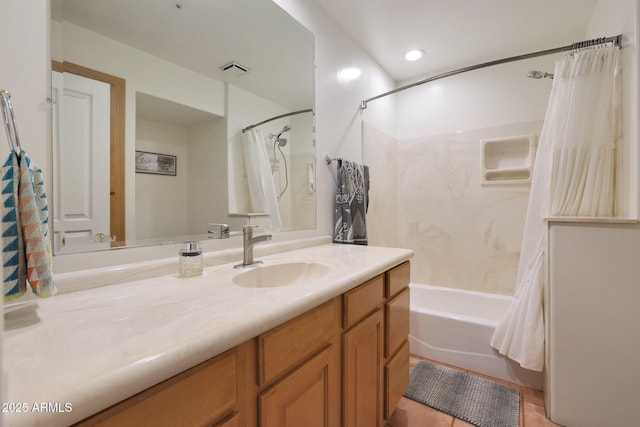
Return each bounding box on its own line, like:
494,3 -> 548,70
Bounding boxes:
234,225 -> 272,268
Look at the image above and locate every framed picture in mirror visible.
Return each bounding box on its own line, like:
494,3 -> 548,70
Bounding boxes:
135,150 -> 177,176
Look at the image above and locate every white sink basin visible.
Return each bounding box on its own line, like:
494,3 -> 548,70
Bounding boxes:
232,261 -> 332,288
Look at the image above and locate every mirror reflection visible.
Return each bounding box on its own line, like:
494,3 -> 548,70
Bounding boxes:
50,0 -> 315,254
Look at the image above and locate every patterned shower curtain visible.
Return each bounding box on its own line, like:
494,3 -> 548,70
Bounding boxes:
333,160 -> 370,245
490,46 -> 621,371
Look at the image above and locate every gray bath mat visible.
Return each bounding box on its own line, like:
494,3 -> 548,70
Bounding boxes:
404,360 -> 520,427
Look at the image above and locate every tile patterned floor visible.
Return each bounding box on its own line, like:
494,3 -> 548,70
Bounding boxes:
386,356 -> 561,427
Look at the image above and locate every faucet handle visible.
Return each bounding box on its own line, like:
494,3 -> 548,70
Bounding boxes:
242,224 -> 260,237
208,223 -> 230,239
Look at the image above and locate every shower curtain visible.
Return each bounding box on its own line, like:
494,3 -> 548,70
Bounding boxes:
242,128 -> 282,231
491,46 -> 621,371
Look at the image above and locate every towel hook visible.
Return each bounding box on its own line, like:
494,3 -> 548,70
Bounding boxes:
0,89 -> 22,156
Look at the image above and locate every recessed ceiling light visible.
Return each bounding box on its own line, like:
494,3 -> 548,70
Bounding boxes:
405,49 -> 425,61
338,67 -> 361,80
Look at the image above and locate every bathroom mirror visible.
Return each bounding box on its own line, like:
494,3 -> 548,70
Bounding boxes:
50,0 -> 315,254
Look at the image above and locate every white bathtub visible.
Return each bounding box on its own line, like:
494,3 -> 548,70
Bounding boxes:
409,283 -> 543,389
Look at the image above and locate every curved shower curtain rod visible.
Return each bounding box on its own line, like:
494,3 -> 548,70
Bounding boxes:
242,108 -> 314,133
360,34 -> 622,109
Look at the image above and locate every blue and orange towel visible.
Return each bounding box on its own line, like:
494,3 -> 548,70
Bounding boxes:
2,150 -> 56,302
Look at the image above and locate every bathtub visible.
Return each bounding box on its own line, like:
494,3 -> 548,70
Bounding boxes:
409,283 -> 543,389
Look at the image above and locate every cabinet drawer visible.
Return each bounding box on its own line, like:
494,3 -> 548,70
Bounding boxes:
385,261 -> 410,298
385,287 -> 410,358
258,297 -> 341,386
343,274 -> 384,329
77,349 -> 238,427
384,340 -> 409,420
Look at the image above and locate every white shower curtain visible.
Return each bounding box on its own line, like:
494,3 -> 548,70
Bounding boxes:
242,128 -> 282,231
491,46 -> 621,371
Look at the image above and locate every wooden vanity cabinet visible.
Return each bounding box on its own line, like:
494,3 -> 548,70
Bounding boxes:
76,261 -> 410,427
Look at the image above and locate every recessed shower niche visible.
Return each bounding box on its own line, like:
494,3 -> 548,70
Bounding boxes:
481,134 -> 537,185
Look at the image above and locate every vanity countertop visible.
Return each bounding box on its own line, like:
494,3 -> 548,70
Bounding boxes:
4,242 -> 413,427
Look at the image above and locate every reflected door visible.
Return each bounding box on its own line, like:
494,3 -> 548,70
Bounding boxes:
52,71 -> 111,251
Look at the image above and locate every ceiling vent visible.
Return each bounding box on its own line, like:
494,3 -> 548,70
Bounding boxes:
220,62 -> 251,77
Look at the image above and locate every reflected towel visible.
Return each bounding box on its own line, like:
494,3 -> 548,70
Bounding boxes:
2,151 -> 56,301
333,159 -> 369,245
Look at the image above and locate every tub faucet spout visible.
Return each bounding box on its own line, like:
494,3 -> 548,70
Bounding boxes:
234,225 -> 272,268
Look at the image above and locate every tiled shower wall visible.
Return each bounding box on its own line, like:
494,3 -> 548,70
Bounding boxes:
365,120 -> 543,295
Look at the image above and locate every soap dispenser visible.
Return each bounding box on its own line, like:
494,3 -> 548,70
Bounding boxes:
179,242 -> 203,277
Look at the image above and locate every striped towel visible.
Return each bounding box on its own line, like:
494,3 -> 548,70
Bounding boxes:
2,150 -> 56,301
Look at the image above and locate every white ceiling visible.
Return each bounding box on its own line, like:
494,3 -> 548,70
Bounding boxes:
52,0 -> 314,111
314,0 -> 599,82
136,92 -> 222,128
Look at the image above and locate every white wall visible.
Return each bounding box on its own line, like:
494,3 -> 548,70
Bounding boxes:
0,1 -> 51,420
0,0 -> 50,171
289,113 -> 316,229
187,119 -> 229,235
135,116 -> 229,241
362,124 -> 398,249
394,55 -> 560,138
135,120 -> 190,240
274,0 -> 396,236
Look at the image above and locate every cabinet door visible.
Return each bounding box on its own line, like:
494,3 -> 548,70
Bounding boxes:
343,309 -> 384,427
259,344 -> 340,427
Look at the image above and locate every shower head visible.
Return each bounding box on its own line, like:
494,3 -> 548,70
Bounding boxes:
527,70 -> 554,79
277,125 -> 291,137
274,125 -> 291,147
